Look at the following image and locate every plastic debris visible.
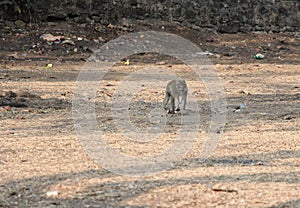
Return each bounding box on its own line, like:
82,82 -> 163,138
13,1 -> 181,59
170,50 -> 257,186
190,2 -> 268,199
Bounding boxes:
197,51 -> 214,56
254,53 -> 265,59
233,103 -> 246,112
46,191 -> 59,197
124,59 -> 130,65
45,63 -> 53,69
237,103 -> 245,109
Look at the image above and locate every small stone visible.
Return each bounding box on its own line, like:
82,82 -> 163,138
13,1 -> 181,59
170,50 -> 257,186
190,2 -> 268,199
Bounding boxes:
40,34 -> 64,42
214,54 -> 222,59
238,90 -> 251,95
62,39 -> 75,45
5,91 -> 17,98
283,116 -> 293,120
15,20 -> 26,28
224,52 -> 238,56
105,192 -> 121,198
155,61 -> 166,65
212,183 -> 238,193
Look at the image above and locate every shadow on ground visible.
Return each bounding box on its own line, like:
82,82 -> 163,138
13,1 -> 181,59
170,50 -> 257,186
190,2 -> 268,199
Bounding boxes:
0,149 -> 299,207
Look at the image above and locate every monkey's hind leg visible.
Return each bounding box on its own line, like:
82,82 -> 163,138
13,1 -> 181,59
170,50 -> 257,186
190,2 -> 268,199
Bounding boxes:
175,98 -> 181,111
168,96 -> 176,114
163,93 -> 170,110
182,94 -> 187,110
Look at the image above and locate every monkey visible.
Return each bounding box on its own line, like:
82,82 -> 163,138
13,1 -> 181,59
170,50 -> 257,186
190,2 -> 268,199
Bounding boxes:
163,80 -> 188,114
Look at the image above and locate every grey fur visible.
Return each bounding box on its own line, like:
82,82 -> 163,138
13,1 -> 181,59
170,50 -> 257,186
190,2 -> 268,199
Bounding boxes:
163,80 -> 188,113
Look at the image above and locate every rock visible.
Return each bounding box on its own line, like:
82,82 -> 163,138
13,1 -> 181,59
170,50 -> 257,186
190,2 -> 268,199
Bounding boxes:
238,90 -> 251,95
0,98 -> 27,107
155,61 -> 166,65
212,183 -> 238,193
14,20 -> 26,28
224,52 -> 238,56
16,91 -> 40,99
5,91 -> 17,98
219,24 -> 239,33
104,192 -> 121,198
40,33 -> 64,42
47,13 -> 67,21
74,14 -> 91,24
62,39 -> 75,45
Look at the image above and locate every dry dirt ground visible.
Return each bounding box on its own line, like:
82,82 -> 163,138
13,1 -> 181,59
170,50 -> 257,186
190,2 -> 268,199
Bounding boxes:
0,21 -> 299,207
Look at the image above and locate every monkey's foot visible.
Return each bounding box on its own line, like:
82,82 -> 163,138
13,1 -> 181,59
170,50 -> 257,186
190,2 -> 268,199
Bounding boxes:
167,110 -> 176,114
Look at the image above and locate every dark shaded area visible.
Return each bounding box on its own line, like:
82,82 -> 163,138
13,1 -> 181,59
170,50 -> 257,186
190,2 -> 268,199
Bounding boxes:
0,0 -> 299,33
269,199 -> 300,208
0,89 -> 70,110
0,19 -> 299,68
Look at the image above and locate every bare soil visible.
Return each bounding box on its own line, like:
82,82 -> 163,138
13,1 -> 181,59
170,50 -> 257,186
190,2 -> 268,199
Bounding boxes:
0,21 -> 299,208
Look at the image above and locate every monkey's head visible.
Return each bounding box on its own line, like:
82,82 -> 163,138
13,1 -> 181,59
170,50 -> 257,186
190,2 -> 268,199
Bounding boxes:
176,80 -> 187,92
